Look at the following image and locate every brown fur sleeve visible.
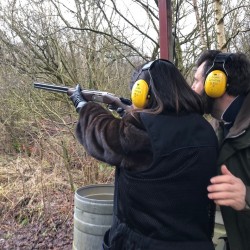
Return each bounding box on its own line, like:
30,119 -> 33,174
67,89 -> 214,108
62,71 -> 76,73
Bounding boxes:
76,102 -> 152,170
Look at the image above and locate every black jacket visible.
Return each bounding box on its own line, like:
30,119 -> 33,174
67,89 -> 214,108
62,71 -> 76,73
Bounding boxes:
76,103 -> 218,250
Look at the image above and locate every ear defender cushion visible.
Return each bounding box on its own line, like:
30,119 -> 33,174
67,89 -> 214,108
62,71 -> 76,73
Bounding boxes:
204,70 -> 227,98
131,79 -> 149,108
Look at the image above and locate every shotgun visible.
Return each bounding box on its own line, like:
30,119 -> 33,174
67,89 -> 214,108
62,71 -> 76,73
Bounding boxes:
33,82 -> 131,112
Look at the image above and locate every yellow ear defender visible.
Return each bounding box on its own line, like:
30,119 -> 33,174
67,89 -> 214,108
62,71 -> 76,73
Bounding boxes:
131,59 -> 173,108
131,79 -> 150,109
204,53 -> 232,98
204,70 -> 227,98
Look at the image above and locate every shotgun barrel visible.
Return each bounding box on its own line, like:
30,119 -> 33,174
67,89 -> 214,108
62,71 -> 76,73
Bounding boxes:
34,82 -> 69,93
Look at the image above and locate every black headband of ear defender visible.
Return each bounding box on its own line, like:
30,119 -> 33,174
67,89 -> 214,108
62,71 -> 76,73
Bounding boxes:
134,59 -> 174,84
205,53 -> 232,77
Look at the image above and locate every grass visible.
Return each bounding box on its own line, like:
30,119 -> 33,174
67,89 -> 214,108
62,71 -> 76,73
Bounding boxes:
0,131 -> 115,249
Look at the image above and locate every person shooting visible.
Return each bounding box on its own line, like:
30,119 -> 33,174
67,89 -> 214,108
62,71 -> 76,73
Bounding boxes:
67,59 -> 218,250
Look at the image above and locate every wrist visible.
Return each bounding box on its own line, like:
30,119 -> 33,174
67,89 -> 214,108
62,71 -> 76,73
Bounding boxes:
76,101 -> 87,113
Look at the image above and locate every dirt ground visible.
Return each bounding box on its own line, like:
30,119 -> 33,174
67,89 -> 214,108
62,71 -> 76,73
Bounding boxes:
0,151 -> 114,250
0,189 -> 74,250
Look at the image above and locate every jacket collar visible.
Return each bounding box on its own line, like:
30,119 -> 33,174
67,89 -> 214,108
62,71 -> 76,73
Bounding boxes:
226,92 -> 250,138
221,95 -> 245,136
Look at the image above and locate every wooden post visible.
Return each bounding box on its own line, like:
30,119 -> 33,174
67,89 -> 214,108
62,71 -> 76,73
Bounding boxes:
158,0 -> 172,60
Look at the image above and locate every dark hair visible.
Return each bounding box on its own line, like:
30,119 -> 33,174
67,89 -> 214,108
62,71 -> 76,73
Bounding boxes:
196,50 -> 250,96
131,60 -> 204,115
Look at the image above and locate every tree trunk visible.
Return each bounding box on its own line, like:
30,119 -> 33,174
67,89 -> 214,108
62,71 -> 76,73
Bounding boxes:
214,0 -> 227,51
192,0 -> 206,50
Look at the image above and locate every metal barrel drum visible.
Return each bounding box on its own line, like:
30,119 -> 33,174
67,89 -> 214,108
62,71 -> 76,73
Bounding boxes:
73,184 -> 114,250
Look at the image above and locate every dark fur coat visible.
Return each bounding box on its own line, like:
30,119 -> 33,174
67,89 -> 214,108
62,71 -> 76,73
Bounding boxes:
76,102 -> 153,170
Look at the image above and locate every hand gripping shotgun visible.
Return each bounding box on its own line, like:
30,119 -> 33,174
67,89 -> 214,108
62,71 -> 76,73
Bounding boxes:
33,82 -> 132,113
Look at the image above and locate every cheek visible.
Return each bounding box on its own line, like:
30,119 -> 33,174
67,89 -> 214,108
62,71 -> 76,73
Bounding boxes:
193,82 -> 204,95
197,83 -> 204,94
